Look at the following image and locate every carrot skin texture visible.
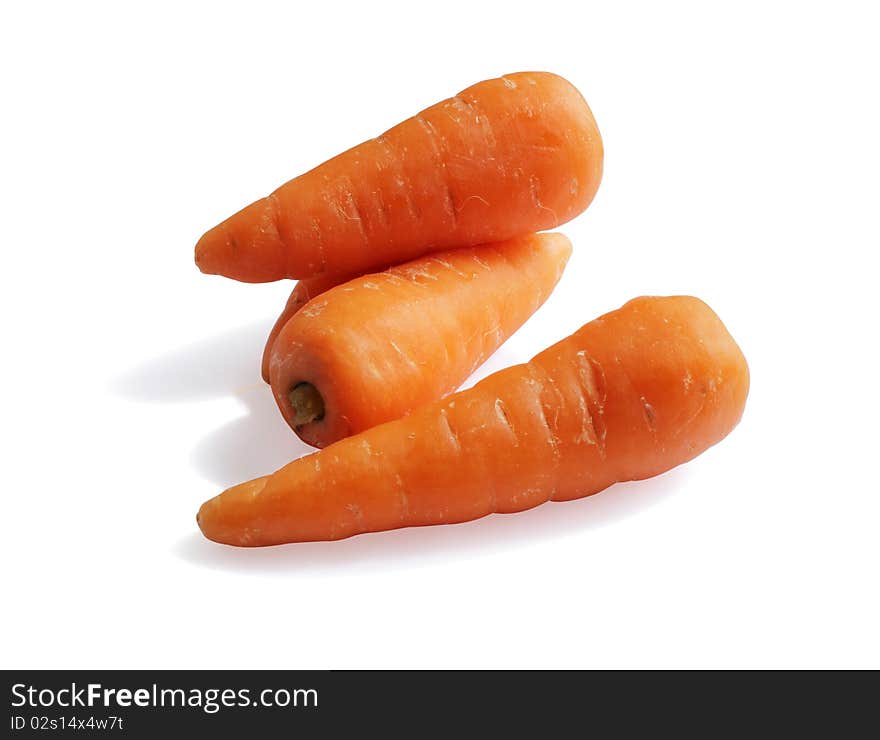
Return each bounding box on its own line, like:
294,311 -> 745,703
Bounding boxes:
260,272 -> 361,384
269,233 -> 572,448
194,71 -> 603,282
197,296 -> 749,546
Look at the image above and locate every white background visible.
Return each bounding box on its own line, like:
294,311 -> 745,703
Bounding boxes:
2,1 -> 878,669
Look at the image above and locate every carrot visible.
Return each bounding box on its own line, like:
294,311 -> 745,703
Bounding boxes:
197,296 -> 749,546
260,271 -> 362,384
194,71 -> 602,283
268,233 -> 571,448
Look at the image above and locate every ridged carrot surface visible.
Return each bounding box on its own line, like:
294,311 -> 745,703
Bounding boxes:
269,233 -> 571,448
260,272 -> 359,384
197,296 -> 749,546
194,71 -> 602,282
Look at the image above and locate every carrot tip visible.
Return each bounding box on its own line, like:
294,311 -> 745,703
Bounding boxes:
194,227 -> 229,276
194,235 -> 212,274
289,383 -> 325,427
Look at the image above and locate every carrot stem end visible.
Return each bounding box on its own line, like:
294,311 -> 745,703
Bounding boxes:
289,383 -> 325,426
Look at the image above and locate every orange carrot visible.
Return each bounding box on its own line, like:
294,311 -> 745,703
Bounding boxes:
198,296 -> 749,546
269,233 -> 571,448
194,71 -> 602,283
260,272 -> 361,384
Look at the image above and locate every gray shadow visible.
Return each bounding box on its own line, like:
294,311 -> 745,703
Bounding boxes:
112,319 -> 314,486
112,320 -> 269,402
174,467 -> 688,575
189,385 -> 314,486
